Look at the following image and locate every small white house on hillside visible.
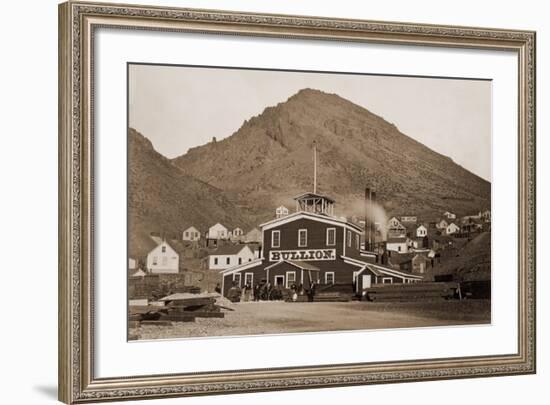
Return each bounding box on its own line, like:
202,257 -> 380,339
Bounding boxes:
400,216 -> 417,223
275,205 -> 289,218
416,224 -> 428,238
445,222 -> 460,235
208,223 -> 229,239
481,209 -> 491,222
436,219 -> 449,229
387,217 -> 406,238
388,217 -> 402,228
208,244 -> 256,270
146,240 -> 179,274
231,227 -> 244,240
386,237 -> 409,254
443,211 -> 456,220
182,226 -> 201,241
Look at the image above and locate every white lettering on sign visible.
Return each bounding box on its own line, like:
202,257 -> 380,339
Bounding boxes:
269,249 -> 336,262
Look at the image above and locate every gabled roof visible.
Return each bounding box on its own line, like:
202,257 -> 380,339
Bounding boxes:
219,258 -> 264,275
259,210 -> 362,232
365,263 -> 424,280
341,255 -> 423,280
293,192 -> 335,203
211,244 -> 254,256
209,222 -> 228,229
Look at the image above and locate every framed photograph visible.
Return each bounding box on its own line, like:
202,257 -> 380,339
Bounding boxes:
58,1 -> 536,403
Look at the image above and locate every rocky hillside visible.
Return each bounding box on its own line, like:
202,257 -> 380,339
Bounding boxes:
173,88 -> 490,224
128,128 -> 252,258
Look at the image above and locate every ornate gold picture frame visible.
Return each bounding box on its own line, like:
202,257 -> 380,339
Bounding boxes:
58,1 -> 536,403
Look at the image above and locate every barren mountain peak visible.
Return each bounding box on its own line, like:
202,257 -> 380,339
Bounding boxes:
171,90 -> 490,225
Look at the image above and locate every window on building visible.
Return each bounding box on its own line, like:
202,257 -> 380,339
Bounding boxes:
272,230 -> 280,248
214,258 -> 218,265
355,234 -> 360,249
325,272 -> 335,285
398,246 -> 402,252
226,257 -> 231,265
245,272 -> 253,287
326,228 -> 336,246
162,257 -> 167,266
185,232 -> 189,237
161,246 -> 166,253
233,273 -> 241,287
238,257 -> 242,265
347,230 -> 352,247
286,271 -> 296,289
298,229 -> 307,247
152,256 -> 158,265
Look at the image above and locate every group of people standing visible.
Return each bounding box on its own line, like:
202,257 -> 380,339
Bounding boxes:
222,280 -> 317,303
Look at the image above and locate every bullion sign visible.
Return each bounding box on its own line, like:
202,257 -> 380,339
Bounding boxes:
269,249 -> 336,262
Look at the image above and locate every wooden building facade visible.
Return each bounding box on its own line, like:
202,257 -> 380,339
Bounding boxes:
220,192 -> 422,297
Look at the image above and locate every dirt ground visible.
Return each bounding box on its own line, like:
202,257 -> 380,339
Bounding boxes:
130,299 -> 491,341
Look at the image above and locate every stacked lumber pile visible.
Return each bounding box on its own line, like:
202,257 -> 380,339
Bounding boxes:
365,282 -> 459,302
315,283 -> 355,302
129,293 -> 230,326
292,291 -> 351,302
313,292 -> 351,302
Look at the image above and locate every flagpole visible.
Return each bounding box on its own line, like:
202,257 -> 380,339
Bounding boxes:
313,142 -> 317,194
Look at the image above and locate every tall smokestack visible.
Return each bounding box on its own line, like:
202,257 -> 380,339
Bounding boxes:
365,187 -> 371,251
370,191 -> 376,252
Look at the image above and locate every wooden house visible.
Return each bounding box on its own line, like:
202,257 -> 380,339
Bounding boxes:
146,240 -> 179,274
275,205 -> 290,219
207,223 -> 229,240
182,226 -> 201,242
416,224 -> 428,238
400,215 -> 417,223
208,244 -> 256,271
443,211 -> 456,220
436,219 -> 449,230
387,217 -> 407,238
445,222 -> 460,235
386,236 -> 409,253
231,227 -> 244,241
397,254 -> 430,275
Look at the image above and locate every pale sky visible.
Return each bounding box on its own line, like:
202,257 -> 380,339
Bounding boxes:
129,64 -> 492,181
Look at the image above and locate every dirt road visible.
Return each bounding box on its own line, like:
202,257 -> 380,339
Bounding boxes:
131,299 -> 490,341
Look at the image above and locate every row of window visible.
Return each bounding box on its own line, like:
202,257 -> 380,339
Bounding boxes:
233,271 -> 335,288
213,257 -> 252,266
271,228 -> 360,249
184,231 -> 200,238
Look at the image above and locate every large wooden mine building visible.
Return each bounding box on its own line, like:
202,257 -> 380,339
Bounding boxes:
220,188 -> 422,298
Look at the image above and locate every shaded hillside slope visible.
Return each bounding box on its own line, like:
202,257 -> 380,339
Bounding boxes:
128,128 -> 252,259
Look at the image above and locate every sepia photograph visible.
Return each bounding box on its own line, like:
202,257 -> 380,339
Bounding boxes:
127,63 -> 492,341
